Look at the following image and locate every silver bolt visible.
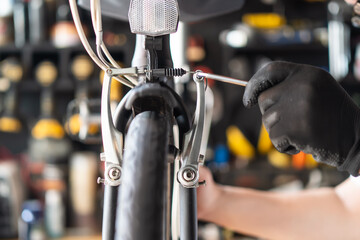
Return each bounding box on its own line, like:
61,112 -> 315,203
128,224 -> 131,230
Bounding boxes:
106,69 -> 113,75
108,167 -> 121,181
193,70 -> 204,83
183,169 -> 196,182
97,177 -> 105,184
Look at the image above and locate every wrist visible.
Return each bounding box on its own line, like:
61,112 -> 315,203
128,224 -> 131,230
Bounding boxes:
198,183 -> 223,221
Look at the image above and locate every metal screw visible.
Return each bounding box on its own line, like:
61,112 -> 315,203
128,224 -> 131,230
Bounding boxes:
194,70 -> 204,82
97,177 -> 105,184
183,169 -> 196,182
108,167 -> 121,181
106,69 -> 113,75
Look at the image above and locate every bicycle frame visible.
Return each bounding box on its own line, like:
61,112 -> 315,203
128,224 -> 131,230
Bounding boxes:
69,0 -> 211,239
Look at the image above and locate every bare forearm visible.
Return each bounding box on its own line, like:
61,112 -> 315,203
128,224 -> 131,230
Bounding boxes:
201,184 -> 360,240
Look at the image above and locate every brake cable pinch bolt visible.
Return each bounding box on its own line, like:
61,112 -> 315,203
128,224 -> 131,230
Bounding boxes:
193,71 -> 204,83
183,169 -> 197,182
108,167 -> 121,181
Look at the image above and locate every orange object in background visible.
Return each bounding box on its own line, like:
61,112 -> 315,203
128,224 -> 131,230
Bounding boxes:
187,35 -> 206,63
292,152 -> 306,170
292,152 -> 318,170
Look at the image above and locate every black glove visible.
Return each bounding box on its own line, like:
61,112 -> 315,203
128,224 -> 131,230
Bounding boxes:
243,61 -> 360,176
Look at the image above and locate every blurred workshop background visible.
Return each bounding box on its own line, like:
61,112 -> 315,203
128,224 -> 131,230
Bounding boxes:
0,0 -> 358,239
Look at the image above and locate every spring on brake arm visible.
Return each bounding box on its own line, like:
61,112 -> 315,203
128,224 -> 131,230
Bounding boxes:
151,68 -> 187,77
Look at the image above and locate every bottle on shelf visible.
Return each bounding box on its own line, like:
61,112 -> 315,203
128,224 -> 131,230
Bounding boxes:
42,164 -> 66,238
0,161 -> 24,239
28,0 -> 46,44
44,189 -> 65,238
18,200 -> 46,240
51,0 -> 80,48
69,152 -> 98,232
0,0 -> 14,46
13,0 -> 28,47
65,55 -> 102,143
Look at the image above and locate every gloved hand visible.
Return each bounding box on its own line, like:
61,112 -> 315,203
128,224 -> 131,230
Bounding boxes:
243,61 -> 360,176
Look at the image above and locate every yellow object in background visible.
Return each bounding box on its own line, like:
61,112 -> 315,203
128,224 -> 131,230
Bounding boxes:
32,119 -> 65,140
226,125 -> 255,159
268,149 -> 291,169
36,61 -> 58,87
242,13 -> 286,29
305,154 -> 318,169
0,117 -> 22,133
66,114 -> 99,135
1,58 -> 23,83
71,55 -> 94,81
110,79 -> 123,102
100,70 -> 123,102
257,124 -> 273,155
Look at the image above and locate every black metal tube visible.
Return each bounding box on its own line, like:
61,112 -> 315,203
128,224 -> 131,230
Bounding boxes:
180,186 -> 197,240
102,185 -> 119,240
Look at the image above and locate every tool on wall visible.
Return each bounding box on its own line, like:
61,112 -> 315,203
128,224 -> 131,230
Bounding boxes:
30,60 -> 71,163
0,57 -> 23,134
28,61 -> 70,238
51,0 -> 80,48
65,55 -> 101,143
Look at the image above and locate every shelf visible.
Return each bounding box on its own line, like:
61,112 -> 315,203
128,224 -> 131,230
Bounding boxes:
229,43 -> 328,53
19,79 -> 75,92
19,81 -> 40,92
221,42 -> 329,70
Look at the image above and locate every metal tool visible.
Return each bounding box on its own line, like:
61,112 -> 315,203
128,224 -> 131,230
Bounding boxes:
193,71 -> 248,87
